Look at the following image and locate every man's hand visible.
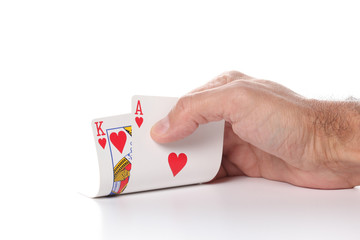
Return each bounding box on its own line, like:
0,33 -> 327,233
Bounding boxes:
151,71 -> 360,189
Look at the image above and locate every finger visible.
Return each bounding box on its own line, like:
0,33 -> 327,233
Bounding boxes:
150,85 -> 231,143
209,165 -> 228,181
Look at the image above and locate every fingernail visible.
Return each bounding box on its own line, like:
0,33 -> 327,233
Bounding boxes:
152,116 -> 170,136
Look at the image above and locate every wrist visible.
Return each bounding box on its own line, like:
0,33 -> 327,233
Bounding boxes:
310,100 -> 360,186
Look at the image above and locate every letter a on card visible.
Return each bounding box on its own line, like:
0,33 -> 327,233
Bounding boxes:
135,100 -> 143,128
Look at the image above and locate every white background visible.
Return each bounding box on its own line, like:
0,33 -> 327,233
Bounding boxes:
1,1 -> 360,239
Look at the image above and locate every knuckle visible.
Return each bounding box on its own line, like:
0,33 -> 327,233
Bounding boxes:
227,70 -> 244,76
229,80 -> 251,96
216,71 -> 252,84
175,94 -> 194,115
227,70 -> 250,80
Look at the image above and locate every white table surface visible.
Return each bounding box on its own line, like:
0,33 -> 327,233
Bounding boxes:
6,176 -> 359,240
96,177 -> 360,240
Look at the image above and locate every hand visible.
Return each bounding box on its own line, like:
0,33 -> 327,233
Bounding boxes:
151,71 -> 360,189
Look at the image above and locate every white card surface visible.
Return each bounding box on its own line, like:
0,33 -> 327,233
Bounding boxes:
90,96 -> 225,197
129,95 -> 225,193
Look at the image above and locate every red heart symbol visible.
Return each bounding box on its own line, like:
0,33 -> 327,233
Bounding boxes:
98,138 -> 106,149
110,131 -> 127,153
168,152 -> 187,177
135,117 -> 143,128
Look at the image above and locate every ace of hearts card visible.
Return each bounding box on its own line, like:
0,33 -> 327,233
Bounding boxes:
90,95 -> 224,197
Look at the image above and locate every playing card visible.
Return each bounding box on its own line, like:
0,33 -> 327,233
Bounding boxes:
91,114 -> 132,197
130,95 -> 225,193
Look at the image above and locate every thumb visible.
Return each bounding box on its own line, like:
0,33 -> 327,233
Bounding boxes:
150,90 -> 228,143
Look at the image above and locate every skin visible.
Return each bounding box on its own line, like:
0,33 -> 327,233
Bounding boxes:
150,71 -> 360,189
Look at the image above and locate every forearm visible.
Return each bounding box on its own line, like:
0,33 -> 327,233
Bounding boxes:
311,99 -> 360,187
